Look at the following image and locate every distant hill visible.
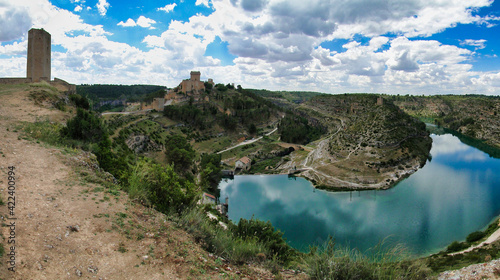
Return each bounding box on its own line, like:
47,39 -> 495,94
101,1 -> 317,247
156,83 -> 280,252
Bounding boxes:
77,84 -> 165,102
277,94 -> 432,190
249,89 -> 325,106
390,94 -> 500,149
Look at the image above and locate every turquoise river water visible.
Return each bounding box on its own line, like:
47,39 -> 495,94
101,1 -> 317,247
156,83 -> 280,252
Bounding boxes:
219,132 -> 500,255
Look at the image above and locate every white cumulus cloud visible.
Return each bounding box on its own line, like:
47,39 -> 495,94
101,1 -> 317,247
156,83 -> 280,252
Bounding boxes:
117,18 -> 136,27
157,3 -> 177,13
118,16 -> 156,29
460,39 -> 487,50
96,0 -> 110,16
196,0 -> 211,7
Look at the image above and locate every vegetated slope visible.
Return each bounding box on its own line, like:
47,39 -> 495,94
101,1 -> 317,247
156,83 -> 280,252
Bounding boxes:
77,84 -> 165,102
163,86 -> 284,152
390,95 -> 500,149
280,94 -> 432,190
249,89 -> 324,108
0,84 -> 301,280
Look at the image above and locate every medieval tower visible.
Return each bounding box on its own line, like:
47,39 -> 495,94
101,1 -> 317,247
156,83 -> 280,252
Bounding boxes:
26,28 -> 51,82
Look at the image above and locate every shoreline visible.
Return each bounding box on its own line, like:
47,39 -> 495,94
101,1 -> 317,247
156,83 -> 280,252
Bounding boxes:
233,161 -> 421,192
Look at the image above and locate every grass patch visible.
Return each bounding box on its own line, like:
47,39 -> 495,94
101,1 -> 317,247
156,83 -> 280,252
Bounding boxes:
248,156 -> 282,174
303,238 -> 431,280
17,118 -> 65,146
174,207 -> 273,265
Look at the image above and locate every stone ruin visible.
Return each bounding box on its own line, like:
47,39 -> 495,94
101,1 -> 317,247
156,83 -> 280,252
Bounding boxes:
0,28 -> 76,94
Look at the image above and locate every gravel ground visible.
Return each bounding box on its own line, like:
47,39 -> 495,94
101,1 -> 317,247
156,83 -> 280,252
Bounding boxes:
439,259 -> 500,280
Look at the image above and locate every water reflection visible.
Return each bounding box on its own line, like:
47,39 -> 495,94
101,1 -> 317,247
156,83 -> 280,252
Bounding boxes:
219,134 -> 500,255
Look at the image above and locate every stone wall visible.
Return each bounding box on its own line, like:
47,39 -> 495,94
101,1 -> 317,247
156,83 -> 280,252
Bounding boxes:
0,78 -> 32,85
179,79 -> 205,94
51,78 -> 76,94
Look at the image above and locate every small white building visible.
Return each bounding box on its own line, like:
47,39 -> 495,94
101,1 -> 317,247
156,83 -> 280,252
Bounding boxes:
235,156 -> 251,171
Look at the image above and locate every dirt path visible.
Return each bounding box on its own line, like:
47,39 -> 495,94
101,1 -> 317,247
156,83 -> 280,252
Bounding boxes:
0,88 -> 182,279
300,118 -> 370,187
216,127 -> 278,154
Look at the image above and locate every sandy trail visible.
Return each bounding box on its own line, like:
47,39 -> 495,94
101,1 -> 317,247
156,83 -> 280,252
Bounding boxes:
216,127 -> 278,154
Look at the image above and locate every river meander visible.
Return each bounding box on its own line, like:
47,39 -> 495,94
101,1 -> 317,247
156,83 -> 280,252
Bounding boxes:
219,132 -> 500,256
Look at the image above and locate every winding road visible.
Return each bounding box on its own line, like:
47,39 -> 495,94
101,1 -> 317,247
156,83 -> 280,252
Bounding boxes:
216,127 -> 278,154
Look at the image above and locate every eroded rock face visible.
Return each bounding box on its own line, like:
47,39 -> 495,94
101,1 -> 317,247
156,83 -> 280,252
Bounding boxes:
439,259 -> 500,280
126,134 -> 163,153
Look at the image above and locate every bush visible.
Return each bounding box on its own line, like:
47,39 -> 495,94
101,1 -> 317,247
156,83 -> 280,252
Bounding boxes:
61,108 -> 106,143
466,231 -> 486,243
69,93 -> 90,109
164,134 -> 196,173
176,208 -> 269,264
232,217 -> 294,263
126,160 -> 197,213
446,241 -> 469,253
278,114 -> 325,144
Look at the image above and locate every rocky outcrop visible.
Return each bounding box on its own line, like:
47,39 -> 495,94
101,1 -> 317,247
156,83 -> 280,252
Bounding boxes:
126,134 -> 163,153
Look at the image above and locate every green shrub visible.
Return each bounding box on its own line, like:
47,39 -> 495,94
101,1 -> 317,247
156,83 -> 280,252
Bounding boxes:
164,134 -> 196,173
175,208 -> 269,264
232,217 -> 294,263
69,93 -> 90,110
446,241 -> 469,253
278,114 -> 326,144
126,160 -> 196,213
466,231 -> 486,243
61,108 -> 106,142
485,219 -> 500,236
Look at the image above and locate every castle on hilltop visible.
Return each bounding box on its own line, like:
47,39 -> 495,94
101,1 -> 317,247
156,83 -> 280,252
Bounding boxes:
0,28 -> 75,93
141,71 -> 215,111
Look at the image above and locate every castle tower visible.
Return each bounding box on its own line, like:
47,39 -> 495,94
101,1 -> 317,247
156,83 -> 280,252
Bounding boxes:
26,28 -> 51,82
377,97 -> 384,106
190,71 -> 201,81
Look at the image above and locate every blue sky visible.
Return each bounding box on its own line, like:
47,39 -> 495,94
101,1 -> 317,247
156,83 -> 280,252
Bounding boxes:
1,0 -> 500,95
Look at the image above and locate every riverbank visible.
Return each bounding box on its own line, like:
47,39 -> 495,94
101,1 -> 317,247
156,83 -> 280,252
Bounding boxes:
272,132 -> 431,191
450,226 -> 500,256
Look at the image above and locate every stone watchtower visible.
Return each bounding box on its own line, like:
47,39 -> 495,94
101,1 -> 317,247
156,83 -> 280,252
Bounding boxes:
190,71 -> 201,81
26,28 -> 51,82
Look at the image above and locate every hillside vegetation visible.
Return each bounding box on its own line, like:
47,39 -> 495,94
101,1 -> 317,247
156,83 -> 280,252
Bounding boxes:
256,92 -> 432,190
77,84 -> 165,102
390,95 -> 500,149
